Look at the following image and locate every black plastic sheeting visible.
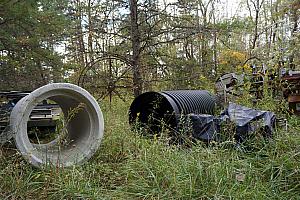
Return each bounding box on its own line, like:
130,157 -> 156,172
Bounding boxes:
181,103 -> 276,143
178,114 -> 222,143
220,103 -> 276,142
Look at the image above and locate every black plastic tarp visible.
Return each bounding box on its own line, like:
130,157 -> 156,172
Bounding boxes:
182,103 -> 276,143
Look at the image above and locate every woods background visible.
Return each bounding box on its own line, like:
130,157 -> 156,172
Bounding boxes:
0,0 -> 299,98
1,1 -> 300,199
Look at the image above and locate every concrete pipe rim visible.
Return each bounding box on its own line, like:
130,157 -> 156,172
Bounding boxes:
10,83 -> 104,168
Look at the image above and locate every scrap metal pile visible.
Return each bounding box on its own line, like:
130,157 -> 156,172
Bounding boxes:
215,66 -> 300,115
0,91 -> 60,143
281,70 -> 300,115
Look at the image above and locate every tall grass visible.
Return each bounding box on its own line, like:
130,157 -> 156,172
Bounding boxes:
0,97 -> 299,199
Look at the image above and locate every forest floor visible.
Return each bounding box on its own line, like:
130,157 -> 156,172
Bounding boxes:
0,98 -> 300,199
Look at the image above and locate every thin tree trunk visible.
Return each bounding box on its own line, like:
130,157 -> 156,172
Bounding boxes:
252,2 -> 259,49
76,0 -> 86,68
289,4 -> 298,69
87,0 -> 94,64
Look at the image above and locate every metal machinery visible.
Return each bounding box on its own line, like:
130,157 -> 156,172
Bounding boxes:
0,91 -> 60,140
281,70 -> 300,115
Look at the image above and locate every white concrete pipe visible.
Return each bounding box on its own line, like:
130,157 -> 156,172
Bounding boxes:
9,83 -> 104,168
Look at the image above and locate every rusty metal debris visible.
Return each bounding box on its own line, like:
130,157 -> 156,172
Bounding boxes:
281,70 -> 300,115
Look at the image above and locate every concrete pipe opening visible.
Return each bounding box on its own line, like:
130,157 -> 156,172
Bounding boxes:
10,83 -> 104,168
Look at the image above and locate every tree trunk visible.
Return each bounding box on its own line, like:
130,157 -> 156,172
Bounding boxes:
289,4 -> 299,69
252,8 -> 259,49
129,0 -> 143,97
87,0 -> 94,64
76,0 -> 86,68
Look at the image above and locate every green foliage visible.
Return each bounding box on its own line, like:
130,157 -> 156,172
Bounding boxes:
0,0 -> 69,90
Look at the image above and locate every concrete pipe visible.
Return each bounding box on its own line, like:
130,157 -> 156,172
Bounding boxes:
10,83 -> 104,168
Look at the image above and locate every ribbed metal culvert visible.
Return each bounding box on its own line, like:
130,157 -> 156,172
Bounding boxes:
129,90 -> 216,134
